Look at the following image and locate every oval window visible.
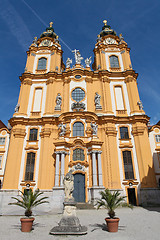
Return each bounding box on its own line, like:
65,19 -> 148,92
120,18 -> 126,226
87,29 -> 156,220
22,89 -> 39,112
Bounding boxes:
75,75 -> 81,79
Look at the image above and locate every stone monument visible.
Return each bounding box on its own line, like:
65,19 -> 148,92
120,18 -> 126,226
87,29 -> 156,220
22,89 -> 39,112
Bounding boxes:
50,170 -> 87,235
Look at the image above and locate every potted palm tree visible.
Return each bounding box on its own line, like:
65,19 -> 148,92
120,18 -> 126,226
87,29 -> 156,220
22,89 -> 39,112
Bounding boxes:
9,188 -> 49,232
97,188 -> 130,232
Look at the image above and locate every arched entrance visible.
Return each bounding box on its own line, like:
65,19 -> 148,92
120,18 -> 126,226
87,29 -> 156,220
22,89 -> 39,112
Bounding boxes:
73,173 -> 85,202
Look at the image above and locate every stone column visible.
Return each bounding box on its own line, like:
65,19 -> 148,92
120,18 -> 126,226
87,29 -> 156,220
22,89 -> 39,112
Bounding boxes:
55,152 -> 60,186
92,151 -> 97,186
60,151 -> 66,186
97,151 -> 103,186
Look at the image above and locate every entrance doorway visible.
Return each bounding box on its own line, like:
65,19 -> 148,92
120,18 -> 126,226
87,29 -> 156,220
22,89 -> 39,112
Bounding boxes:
127,188 -> 137,206
73,173 -> 85,202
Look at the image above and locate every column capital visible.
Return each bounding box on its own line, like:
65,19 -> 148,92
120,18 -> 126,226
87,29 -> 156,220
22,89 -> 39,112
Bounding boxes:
55,150 -> 68,155
88,150 -> 102,155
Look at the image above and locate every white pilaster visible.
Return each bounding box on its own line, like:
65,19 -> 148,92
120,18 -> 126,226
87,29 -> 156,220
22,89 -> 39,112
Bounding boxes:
92,151 -> 97,186
60,152 -> 65,186
97,151 -> 103,186
55,152 -> 60,186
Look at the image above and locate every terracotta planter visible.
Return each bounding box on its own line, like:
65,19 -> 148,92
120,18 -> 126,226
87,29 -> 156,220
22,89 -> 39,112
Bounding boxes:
20,217 -> 35,232
105,217 -> 120,232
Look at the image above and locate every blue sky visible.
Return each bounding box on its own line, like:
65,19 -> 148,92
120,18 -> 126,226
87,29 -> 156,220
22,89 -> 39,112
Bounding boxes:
0,0 -> 159,126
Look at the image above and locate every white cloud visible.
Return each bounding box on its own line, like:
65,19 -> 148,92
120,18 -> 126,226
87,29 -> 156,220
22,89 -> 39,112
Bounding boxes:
0,0 -> 33,51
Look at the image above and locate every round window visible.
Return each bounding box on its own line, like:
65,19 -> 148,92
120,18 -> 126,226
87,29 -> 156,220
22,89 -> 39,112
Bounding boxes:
71,88 -> 85,102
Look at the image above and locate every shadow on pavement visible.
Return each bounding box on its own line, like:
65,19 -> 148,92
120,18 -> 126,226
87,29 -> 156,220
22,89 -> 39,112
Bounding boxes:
142,206 -> 160,213
89,223 -> 126,232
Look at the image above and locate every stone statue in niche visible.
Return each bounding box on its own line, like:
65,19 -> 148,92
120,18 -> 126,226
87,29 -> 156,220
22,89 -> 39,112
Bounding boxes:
72,49 -> 83,64
58,123 -> 66,136
14,103 -> 20,113
91,122 -> 98,136
137,100 -> 143,110
66,58 -> 72,68
85,57 -> 92,68
55,93 -> 62,110
94,92 -> 102,109
63,170 -> 74,202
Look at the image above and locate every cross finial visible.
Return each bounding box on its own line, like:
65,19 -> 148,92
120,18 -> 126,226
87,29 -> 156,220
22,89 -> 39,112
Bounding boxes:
50,22 -> 53,27
103,20 -> 107,26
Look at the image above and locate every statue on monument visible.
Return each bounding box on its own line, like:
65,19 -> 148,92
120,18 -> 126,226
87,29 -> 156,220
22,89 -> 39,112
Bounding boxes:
85,57 -> 92,68
66,58 -> 72,68
72,49 -> 83,64
63,170 -> 74,202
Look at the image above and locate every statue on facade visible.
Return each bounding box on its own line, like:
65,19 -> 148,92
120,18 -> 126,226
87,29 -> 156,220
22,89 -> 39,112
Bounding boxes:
94,92 -> 102,109
14,103 -> 20,113
137,100 -> 143,110
72,49 -> 83,64
85,57 -> 92,68
119,33 -> 124,43
55,93 -> 62,110
32,37 -> 38,47
66,58 -> 72,68
58,123 -> 66,136
91,122 -> 98,136
63,170 -> 74,201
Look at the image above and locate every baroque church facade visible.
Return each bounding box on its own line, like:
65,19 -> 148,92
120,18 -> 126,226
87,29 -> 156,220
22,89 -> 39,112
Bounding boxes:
1,21 -> 159,211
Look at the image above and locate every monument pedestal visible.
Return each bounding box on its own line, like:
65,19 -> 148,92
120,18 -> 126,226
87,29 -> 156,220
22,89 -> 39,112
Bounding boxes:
50,201 -> 87,235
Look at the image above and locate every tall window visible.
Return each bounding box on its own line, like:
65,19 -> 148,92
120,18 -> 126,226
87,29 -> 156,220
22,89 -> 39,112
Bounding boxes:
123,151 -> 134,179
25,152 -> 35,181
110,55 -> 119,68
155,135 -> 160,142
71,88 -> 85,102
33,88 -> 42,112
73,122 -> 84,137
29,129 -> 38,141
73,148 -> 85,161
37,57 -> 47,70
115,86 -> 125,110
120,127 -> 129,139
0,137 -> 5,145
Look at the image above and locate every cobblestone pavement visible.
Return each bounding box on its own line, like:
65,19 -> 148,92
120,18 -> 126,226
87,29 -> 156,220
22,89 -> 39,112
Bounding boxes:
0,207 -> 160,240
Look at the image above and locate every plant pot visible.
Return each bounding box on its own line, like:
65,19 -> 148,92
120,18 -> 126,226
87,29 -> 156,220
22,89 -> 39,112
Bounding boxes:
105,217 -> 120,232
20,217 -> 35,232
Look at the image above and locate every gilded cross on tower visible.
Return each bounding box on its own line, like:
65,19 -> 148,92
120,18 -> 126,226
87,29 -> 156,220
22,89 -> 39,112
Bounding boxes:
103,20 -> 107,25
50,22 -> 53,27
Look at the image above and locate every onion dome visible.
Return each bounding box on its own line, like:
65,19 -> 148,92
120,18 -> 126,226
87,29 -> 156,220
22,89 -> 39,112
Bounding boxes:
99,20 -> 116,37
40,22 -> 58,39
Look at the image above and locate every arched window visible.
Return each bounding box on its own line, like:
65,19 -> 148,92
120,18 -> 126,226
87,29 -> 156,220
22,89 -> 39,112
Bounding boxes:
73,122 -> 84,137
109,55 -> 119,68
25,152 -> 35,181
120,127 -> 129,139
73,148 -> 85,161
29,129 -> 38,141
37,57 -> 47,70
122,151 -> 134,179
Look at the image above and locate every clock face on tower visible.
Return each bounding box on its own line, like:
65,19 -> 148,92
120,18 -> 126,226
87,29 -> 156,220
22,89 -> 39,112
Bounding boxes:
104,38 -> 117,45
40,40 -> 51,47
